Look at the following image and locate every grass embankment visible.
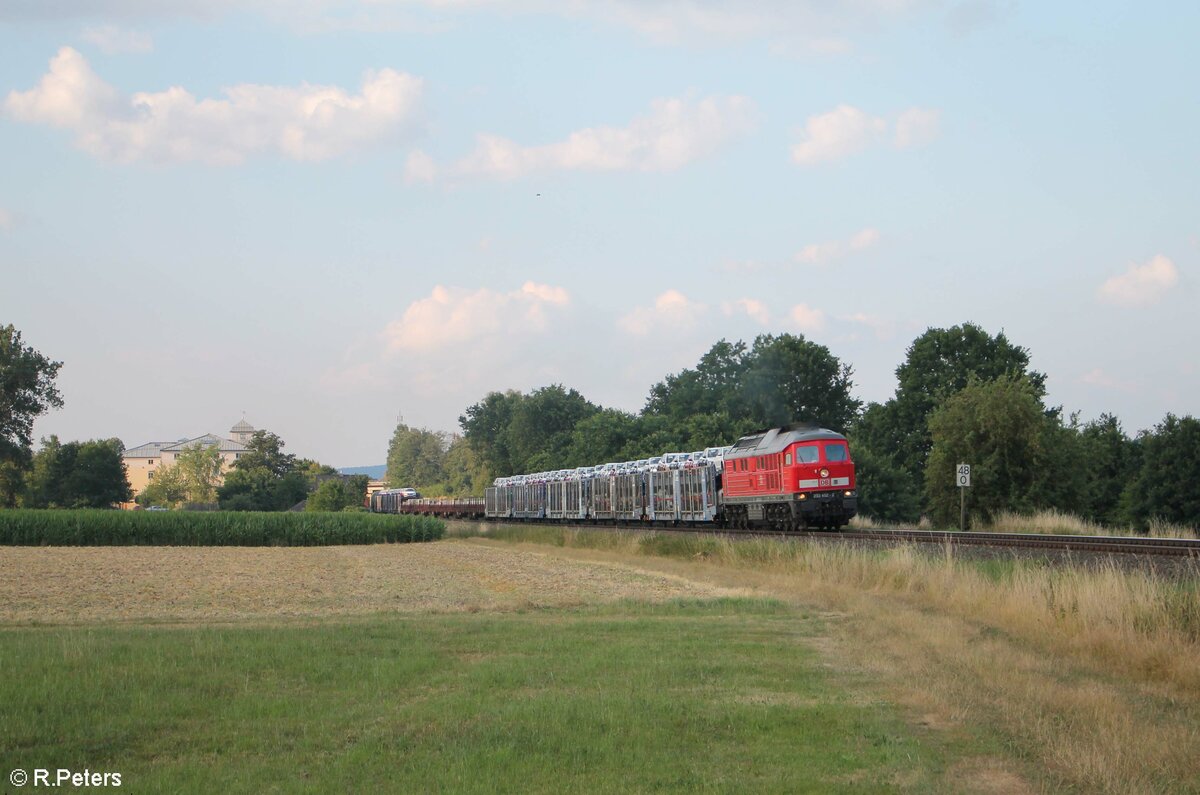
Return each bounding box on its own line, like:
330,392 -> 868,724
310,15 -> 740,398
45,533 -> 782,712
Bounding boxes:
461,524 -> 1200,793
0,509 -> 443,546
0,600 -> 963,793
852,509 -> 1198,538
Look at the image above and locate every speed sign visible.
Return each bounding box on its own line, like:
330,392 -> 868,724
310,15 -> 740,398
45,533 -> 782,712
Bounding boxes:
956,463 -> 971,488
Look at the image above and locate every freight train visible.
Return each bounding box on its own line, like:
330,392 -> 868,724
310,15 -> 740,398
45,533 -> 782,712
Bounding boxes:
371,423 -> 857,531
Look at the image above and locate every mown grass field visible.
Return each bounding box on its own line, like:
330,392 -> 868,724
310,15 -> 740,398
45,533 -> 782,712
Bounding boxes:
0,599 -> 986,794
11,527 -> 1200,793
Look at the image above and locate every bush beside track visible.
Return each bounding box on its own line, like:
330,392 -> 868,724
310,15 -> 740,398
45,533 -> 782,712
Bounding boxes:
0,509 -> 445,546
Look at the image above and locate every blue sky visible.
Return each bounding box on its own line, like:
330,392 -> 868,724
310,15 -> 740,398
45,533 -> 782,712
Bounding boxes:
2,1 -> 1196,466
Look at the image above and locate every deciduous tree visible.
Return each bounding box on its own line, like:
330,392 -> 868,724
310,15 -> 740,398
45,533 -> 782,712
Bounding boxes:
233,430 -> 297,477
306,475 -> 368,512
889,323 -> 1044,474
925,374 -> 1045,526
0,324 -> 63,505
22,436 -> 131,508
1122,414 -> 1200,530
386,423 -> 448,488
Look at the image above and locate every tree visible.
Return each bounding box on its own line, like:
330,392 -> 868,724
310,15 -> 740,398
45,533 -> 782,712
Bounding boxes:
306,476 -> 368,512
1122,414 -> 1200,530
1078,414 -> 1139,526
459,391 -> 524,478
233,430 -> 297,477
176,443 -> 223,502
62,438 -> 131,508
739,334 -> 860,432
925,374 -> 1046,526
504,385 -> 598,474
645,335 -> 859,435
645,339 -> 749,423
0,324 -> 63,506
564,409 -> 642,467
441,435 -> 488,496
136,463 -> 186,508
386,423 -> 448,488
140,443 -> 223,507
1026,411 -> 1090,517
22,437 -> 131,508
218,467 -> 309,511
846,441 -> 922,523
858,324 -> 1046,504
219,431 -> 322,511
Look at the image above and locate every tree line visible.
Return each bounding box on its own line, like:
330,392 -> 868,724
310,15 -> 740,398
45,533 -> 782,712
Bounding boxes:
387,326 -> 1199,531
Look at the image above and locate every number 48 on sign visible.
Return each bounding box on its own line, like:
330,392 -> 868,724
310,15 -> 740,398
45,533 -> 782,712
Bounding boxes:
956,464 -> 971,488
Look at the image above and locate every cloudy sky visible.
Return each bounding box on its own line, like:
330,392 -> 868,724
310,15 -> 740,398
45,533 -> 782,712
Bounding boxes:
2,1 -> 1196,467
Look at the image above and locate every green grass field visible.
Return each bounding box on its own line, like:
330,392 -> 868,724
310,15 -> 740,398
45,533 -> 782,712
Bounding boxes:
0,599 -> 969,793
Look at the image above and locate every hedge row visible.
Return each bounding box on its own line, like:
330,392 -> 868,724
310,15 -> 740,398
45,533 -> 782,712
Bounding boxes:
0,509 -> 445,546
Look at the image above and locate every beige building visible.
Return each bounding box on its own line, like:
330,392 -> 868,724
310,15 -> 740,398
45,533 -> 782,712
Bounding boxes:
123,419 -> 257,499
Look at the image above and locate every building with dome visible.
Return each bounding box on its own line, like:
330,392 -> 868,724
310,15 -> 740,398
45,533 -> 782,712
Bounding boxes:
122,419 -> 258,500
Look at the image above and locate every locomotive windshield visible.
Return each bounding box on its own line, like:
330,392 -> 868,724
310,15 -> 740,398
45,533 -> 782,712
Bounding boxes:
824,443 -> 849,462
794,445 -> 819,464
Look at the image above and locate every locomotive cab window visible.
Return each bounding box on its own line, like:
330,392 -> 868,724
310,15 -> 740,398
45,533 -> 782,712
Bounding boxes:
784,453 -> 792,466
794,445 -> 819,464
824,443 -> 849,462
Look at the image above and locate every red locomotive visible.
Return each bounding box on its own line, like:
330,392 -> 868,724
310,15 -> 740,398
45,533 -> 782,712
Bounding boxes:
721,424 -> 857,530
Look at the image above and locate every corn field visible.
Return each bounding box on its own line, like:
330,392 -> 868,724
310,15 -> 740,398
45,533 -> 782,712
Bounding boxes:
0,509 -> 444,546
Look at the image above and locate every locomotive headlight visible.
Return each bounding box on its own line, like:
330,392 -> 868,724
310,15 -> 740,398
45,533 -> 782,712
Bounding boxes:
797,493 -> 807,500
819,468 -> 830,478
844,490 -> 853,497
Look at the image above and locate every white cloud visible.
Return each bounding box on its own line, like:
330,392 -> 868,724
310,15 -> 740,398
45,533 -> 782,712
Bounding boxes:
454,95 -> 757,179
383,282 -> 570,353
722,298 -> 771,325
789,303 -> 826,332
81,24 -> 154,54
790,105 -> 885,165
795,227 -> 880,264
840,312 -> 896,340
894,107 -> 940,148
791,105 -> 940,165
5,47 -> 424,164
1097,255 -> 1179,307
404,149 -> 437,183
618,290 -> 707,335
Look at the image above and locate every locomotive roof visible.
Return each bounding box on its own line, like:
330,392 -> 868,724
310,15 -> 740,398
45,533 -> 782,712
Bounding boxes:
726,423 -> 846,458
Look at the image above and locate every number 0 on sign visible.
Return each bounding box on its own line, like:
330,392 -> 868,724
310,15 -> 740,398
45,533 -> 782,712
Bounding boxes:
956,464 -> 971,488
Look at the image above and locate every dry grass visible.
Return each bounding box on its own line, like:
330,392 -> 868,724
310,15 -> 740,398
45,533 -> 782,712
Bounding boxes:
849,514 -> 933,531
986,509 -> 1198,539
855,508 -> 1199,539
700,538 -> 1200,693
0,543 -> 735,624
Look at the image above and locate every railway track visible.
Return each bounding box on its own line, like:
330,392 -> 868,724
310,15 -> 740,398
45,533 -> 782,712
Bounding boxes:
819,528 -> 1200,557
449,518 -> 1200,557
